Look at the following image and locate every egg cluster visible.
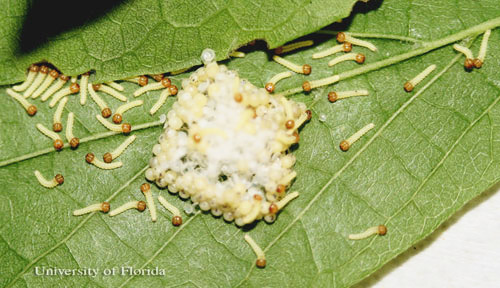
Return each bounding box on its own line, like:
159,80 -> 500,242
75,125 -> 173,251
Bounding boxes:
145,56 -> 309,226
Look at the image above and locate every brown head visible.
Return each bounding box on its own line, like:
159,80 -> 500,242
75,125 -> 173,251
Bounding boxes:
473,59 -> 483,69
265,83 -> 275,93
336,32 -> 346,43
85,153 -> 95,163
305,110 -> 312,121
269,203 -> 278,214
328,91 -> 338,103
49,70 -> 60,78
172,215 -> 183,226
70,138 -> 80,149
339,140 -> 350,151
285,119 -> 295,129
27,105 -> 37,116
103,152 -> 113,163
29,64 -> 40,73
70,83 -> 80,93
122,123 -> 132,134
53,139 -> 64,151
137,201 -> 147,211
302,64 -> 312,75
53,122 -> 62,132
152,74 -> 164,82
256,258 -> 266,268
101,108 -> 112,118
168,85 -> 178,96
92,83 -> 101,91
302,81 -> 311,92
112,113 -> 122,124
40,65 -> 50,74
355,53 -> 365,64
60,75 -> 70,81
274,46 -> 284,55
161,77 -> 171,88
138,75 -> 148,86
140,183 -> 151,194
464,58 -> 474,70
403,82 -> 414,92
234,93 -> 243,102
343,42 -> 352,52
101,202 -> 111,213
378,225 -> 387,235
54,174 -> 64,185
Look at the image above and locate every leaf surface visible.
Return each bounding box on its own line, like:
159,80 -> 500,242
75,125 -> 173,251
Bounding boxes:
1,1 -> 500,287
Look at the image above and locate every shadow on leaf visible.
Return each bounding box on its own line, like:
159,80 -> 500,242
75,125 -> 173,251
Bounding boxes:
17,0 -> 126,54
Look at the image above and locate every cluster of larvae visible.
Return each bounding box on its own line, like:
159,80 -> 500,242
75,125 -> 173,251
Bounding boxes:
145,49 -> 309,227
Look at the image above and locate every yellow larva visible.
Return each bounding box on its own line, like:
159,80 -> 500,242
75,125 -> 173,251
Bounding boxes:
33,69 -> 60,99
475,29 -> 491,68
85,152 -> 123,170
41,75 -> 70,102
328,53 -> 365,67
404,64 -> 437,92
13,64 -> 39,92
274,40 -> 314,54
34,170 -> 64,188
109,201 -> 146,216
49,83 -> 80,108
453,44 -> 474,70
312,42 -> 352,59
272,55 -> 311,75
73,202 -> 110,216
36,123 -> 64,150
328,89 -> 369,102
24,65 -> 49,98
79,72 -> 90,105
65,112 -> 80,149
264,71 -> 293,93
229,51 -> 245,58
105,81 -> 125,91
6,88 -> 37,116
340,123 -> 375,151
52,96 -> 68,132
102,135 -> 136,163
244,234 -> 266,268
133,78 -> 172,97
149,89 -> 170,115
337,32 -> 378,52
348,225 -> 387,240
88,83 -> 111,118
95,115 -> 131,133
94,83 -> 127,102
140,183 -> 156,222
158,195 -> 183,226
276,191 -> 299,210
302,75 -> 340,92
123,75 -> 148,86
115,100 -> 143,117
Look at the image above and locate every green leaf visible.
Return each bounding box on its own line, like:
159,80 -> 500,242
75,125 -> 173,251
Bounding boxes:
0,0 -> 359,85
2,0 -> 500,287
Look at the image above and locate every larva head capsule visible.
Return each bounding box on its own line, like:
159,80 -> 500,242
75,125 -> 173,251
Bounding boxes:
70,137 -> 79,149
140,183 -> 150,193
285,120 -> 295,129
85,153 -> 95,164
355,53 -> 365,64
122,123 -> 132,134
138,75 -> 148,86
49,70 -> 59,78
473,59 -> 483,69
302,81 -> 312,92
101,108 -> 112,118
60,75 -> 70,81
27,105 -> 37,116
92,84 -> 101,91
404,81 -> 414,92
172,215 -> 183,226
269,203 -> 278,214
69,83 -> 80,93
305,110 -> 312,120
274,46 -> 284,55
29,64 -> 40,72
54,174 -> 64,185
152,74 -> 164,82
265,83 -> 275,93
137,200 -> 147,212
103,152 -> 113,163
112,113 -> 122,124
101,202 -> 111,213
328,91 -> 338,103
378,225 -> 387,235
53,139 -> 64,151
53,122 -> 62,132
161,78 -> 171,88
168,85 -> 178,96
302,64 -> 312,75
40,65 -> 50,74
339,140 -> 350,151
336,32 -> 346,43
343,42 -> 352,52
234,93 -> 243,102
464,58 -> 474,71
256,258 -> 266,268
